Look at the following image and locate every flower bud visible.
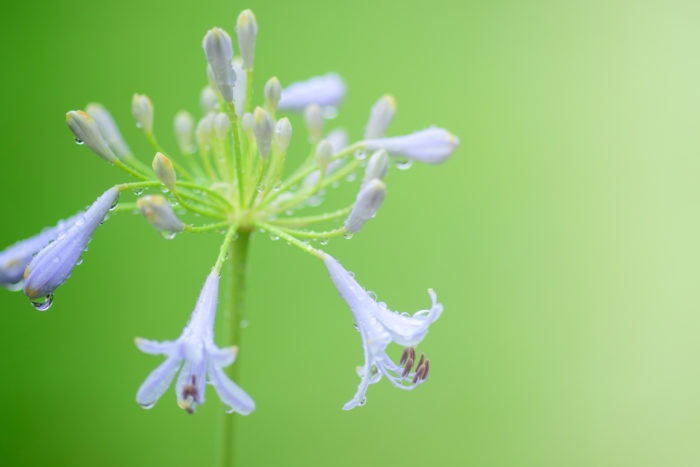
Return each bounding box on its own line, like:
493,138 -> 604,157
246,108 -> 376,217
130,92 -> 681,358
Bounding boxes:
364,94 -> 396,139
274,118 -> 292,154
200,86 -> 219,114
264,77 -> 281,113
137,195 -> 185,237
364,127 -> 459,165
253,107 -> 273,159
66,110 -> 117,163
363,150 -> 389,185
236,9 -> 258,70
132,94 -> 154,134
174,111 -> 195,154
304,104 -> 323,144
196,113 -> 215,147
278,73 -> 346,111
326,128 -> 348,153
233,59 -> 246,118
241,112 -> 254,140
152,153 -> 177,193
202,28 -> 236,102
214,113 -> 230,140
344,179 -> 386,233
85,103 -> 132,159
315,140 -> 333,174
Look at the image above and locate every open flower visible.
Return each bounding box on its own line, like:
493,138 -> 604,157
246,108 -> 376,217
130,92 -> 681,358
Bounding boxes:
323,254 -> 442,410
136,270 -> 255,415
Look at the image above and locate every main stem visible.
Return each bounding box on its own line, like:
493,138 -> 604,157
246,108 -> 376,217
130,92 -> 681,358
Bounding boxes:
218,229 -> 252,467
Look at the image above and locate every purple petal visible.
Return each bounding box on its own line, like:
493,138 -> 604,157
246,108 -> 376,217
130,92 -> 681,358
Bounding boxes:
365,127 -> 459,164
209,365 -> 255,415
136,354 -> 182,409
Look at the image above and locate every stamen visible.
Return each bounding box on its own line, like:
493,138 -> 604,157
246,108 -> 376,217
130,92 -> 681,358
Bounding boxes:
402,358 -> 414,377
423,359 -> 430,380
399,347 -> 410,366
409,347 -> 416,362
416,352 -> 425,370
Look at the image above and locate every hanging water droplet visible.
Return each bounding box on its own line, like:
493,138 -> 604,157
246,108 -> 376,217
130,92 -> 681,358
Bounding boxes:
394,158 -> 413,170
319,238 -> 329,246
348,271 -> 355,278
74,138 -> 84,145
400,312 -> 410,317
257,184 -> 265,193
170,199 -> 179,207
161,231 -> 176,240
269,234 -> 280,241
161,187 -> 169,194
133,188 -> 144,196
352,322 -> 358,330
343,233 -> 353,240
359,397 -> 367,406
354,149 -> 367,160
368,291 -> 377,301
273,183 -> 282,191
109,198 -> 119,211
31,294 -> 54,311
76,258 -> 83,266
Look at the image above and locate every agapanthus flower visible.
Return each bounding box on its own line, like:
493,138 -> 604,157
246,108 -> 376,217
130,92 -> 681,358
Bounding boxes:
136,270 -> 254,414
323,254 -> 442,410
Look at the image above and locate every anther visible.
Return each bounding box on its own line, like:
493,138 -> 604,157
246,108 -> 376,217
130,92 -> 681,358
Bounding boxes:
409,347 -> 416,362
423,359 -> 430,380
402,358 -> 414,377
399,347 -> 410,366
416,352 -> 425,370
413,364 -> 427,384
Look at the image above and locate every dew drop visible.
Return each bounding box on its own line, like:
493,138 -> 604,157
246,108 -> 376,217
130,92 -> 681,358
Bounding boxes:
319,238 -> 329,246
331,181 -> 340,189
135,122 -> 143,128
170,199 -> 179,207
31,294 -> 54,311
161,187 -> 170,194
109,198 -> 119,211
273,183 -> 282,191
269,234 -> 280,241
345,172 -> 357,183
161,231 -> 176,240
76,258 -> 84,266
240,319 -> 249,329
257,184 -> 265,193
359,397 -> 367,406
394,158 -> 413,170
343,233 -> 353,240
354,149 -> 367,160
400,312 -> 410,317
368,291 -> 377,301
133,188 -> 144,196
74,138 -> 84,145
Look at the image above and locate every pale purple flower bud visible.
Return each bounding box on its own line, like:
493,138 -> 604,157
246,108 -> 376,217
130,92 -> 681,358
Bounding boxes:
364,94 -> 396,139
0,213 -> 81,287
136,270 -> 255,414
86,103 -> 132,159
344,179 -> 386,233
264,77 -> 281,113
152,153 -> 177,193
214,112 -> 230,140
241,112 -> 254,141
326,128 -> 348,153
236,10 -> 258,70
277,73 -> 346,111
233,59 -> 246,118
66,110 -> 117,163
323,254 -> 442,409
364,127 -> 459,165
202,28 -> 236,102
174,111 -> 195,154
131,94 -> 154,134
200,86 -> 219,114
23,188 -> 119,301
302,158 -> 345,189
137,195 -> 184,238
274,117 -> 292,154
362,149 -> 389,186
304,104 -> 323,144
196,113 -> 215,147
253,107 -> 273,159
315,139 -> 333,174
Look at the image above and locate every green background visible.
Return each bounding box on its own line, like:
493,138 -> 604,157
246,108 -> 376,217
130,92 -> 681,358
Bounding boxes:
1,0 -> 699,465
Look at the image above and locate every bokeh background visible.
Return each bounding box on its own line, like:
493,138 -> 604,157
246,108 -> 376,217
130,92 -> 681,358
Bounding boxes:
1,0 -> 700,465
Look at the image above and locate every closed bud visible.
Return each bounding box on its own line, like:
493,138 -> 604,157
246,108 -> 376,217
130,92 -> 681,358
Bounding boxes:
315,140 -> 333,174
344,179 -> 386,234
85,103 -> 131,159
196,113 -> 215,147
241,112 -> 254,140
137,195 -> 185,237
363,150 -> 389,185
233,59 -> 246,118
152,152 -> 177,193
174,111 -> 195,154
202,28 -> 236,102
214,113 -> 230,140
274,118 -> 292,154
66,110 -> 117,163
253,107 -> 273,159
131,94 -> 154,134
364,94 -> 396,139
200,86 -> 220,114
264,77 -> 281,113
236,9 -> 258,70
303,104 -> 323,144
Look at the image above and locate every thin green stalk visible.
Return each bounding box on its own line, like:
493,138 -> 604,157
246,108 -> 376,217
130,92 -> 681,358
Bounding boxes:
269,205 -> 353,227
218,228 -> 251,467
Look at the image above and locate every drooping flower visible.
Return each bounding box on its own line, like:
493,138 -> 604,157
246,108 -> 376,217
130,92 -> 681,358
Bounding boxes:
0,213 -> 81,289
135,270 -> 255,415
277,73 -> 346,111
364,127 -> 460,164
323,254 -> 442,410
23,187 -> 119,305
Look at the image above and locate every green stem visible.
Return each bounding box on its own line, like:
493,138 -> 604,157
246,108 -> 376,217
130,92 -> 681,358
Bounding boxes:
218,229 -> 252,467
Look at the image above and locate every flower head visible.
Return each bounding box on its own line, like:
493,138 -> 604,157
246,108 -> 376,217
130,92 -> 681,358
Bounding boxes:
323,254 -> 442,410
136,270 -> 255,415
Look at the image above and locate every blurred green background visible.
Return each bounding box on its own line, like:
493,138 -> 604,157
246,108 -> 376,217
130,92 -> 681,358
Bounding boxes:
1,0 -> 700,465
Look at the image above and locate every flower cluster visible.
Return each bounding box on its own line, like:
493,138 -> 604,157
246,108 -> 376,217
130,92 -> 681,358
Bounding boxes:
0,8 -> 458,412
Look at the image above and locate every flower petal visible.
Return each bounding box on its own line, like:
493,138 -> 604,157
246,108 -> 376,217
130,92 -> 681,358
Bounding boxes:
209,365 -> 255,415
277,73 -> 346,111
364,127 -> 459,164
136,354 -> 182,409
135,337 -> 175,355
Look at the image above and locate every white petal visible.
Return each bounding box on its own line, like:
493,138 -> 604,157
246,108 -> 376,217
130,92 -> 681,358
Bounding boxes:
209,366 -> 256,415
136,355 -> 182,409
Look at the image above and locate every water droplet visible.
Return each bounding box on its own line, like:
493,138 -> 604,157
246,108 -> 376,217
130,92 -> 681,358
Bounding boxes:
394,158 -> 413,170
352,322 -> 358,330
135,122 -> 143,128
269,234 -> 280,241
273,183 -> 282,191
74,138 -> 84,145
359,397 -> 367,406
322,106 -> 338,119
133,188 -> 144,196
161,187 -> 169,194
400,312 -> 410,317
257,184 -> 265,193
368,291 -> 377,301
306,195 -> 322,207
319,238 -> 329,246
348,271 -> 355,278
354,149 -> 367,160
76,258 -> 83,266
240,319 -> 249,329
161,231 -> 176,240
170,199 -> 179,207
331,181 -> 340,189
343,233 -> 353,240
31,294 -> 54,311
109,198 -> 119,211
345,172 -> 356,182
